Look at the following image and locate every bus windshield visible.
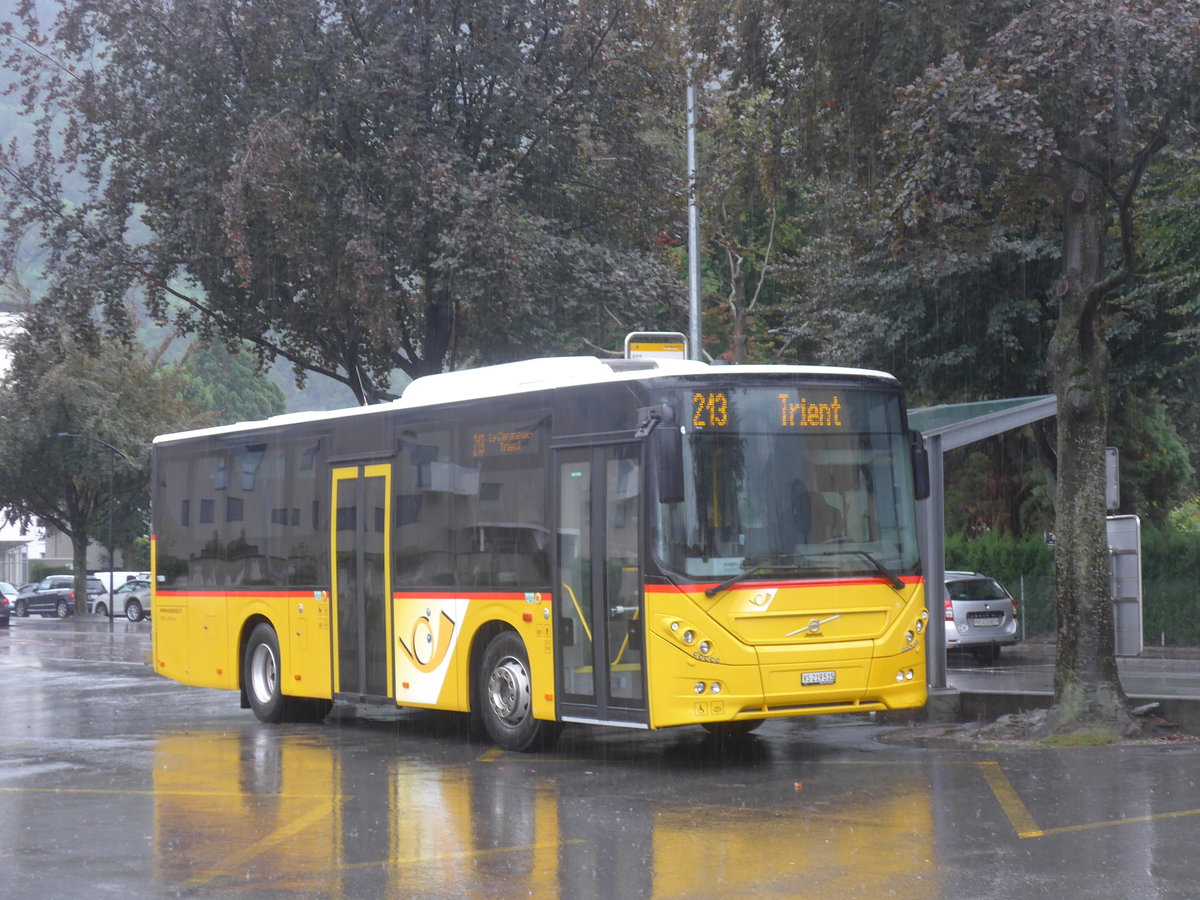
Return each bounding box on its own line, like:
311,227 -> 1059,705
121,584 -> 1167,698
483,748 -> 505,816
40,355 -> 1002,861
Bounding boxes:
653,384 -> 921,583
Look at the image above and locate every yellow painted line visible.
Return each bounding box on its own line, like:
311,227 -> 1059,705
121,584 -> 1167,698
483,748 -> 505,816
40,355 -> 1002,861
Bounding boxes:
185,800 -> 336,886
0,786 -> 335,799
339,838 -> 586,872
478,746 -> 505,762
978,762 -> 1044,838
1038,806 -> 1200,837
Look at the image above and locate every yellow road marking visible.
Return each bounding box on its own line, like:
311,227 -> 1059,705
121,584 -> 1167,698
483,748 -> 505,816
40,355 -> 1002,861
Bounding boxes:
185,800 -> 336,886
978,762 -> 1044,838
339,838 -> 586,871
478,746 -> 505,762
1038,806 -> 1200,836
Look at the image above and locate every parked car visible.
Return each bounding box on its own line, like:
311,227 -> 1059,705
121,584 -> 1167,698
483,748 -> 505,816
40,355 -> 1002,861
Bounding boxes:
15,575 -> 81,618
121,583 -> 152,622
943,571 -> 1020,664
93,579 -> 151,619
0,581 -> 15,626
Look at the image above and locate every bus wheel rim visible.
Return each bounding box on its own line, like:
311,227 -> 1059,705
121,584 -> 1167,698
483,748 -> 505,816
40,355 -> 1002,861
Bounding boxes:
250,643 -> 278,704
488,657 -> 531,726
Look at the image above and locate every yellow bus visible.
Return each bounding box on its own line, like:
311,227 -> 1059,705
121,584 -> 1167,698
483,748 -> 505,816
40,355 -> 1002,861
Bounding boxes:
151,355 -> 930,751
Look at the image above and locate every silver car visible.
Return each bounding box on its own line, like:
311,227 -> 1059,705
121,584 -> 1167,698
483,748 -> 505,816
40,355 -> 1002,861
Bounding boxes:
943,571 -> 1020,664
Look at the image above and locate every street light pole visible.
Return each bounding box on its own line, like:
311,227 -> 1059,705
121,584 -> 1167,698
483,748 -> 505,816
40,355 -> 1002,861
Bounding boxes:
52,433 -> 130,624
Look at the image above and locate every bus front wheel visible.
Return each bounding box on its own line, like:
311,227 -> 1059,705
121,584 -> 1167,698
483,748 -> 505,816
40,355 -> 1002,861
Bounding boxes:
479,631 -> 561,752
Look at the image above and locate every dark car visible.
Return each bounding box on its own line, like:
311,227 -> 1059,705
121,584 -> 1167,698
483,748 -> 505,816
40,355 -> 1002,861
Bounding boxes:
943,571 -> 1020,664
0,580 -> 15,627
13,575 -> 102,618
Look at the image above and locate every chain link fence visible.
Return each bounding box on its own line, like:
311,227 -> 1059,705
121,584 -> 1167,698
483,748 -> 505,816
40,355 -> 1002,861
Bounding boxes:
1008,574 -> 1200,651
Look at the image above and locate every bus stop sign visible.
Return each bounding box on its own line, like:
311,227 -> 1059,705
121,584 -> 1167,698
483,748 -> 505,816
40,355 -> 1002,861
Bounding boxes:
625,332 -> 688,360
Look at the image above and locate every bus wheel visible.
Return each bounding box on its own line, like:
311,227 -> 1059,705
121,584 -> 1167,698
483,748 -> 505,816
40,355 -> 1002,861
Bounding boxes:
702,719 -> 765,739
244,623 -> 287,723
479,631 -> 562,752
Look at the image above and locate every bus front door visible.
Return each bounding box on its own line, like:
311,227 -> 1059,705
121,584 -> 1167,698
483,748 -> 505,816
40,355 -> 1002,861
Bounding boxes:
331,465 -> 392,702
555,444 -> 647,726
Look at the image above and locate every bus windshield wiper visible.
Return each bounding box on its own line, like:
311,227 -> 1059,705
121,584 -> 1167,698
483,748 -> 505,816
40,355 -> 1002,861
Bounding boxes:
704,557 -> 805,599
821,549 -> 904,592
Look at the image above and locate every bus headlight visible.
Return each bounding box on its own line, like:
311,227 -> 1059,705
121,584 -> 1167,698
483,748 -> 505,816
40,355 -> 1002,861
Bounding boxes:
694,682 -> 706,694
682,630 -> 696,645
699,640 -> 711,655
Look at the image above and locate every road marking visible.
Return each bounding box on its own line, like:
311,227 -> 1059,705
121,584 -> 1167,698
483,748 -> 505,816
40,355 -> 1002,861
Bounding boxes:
978,762 -> 1045,838
339,838 -> 586,871
1038,806 -> 1200,836
185,799 -> 336,886
478,746 -> 505,762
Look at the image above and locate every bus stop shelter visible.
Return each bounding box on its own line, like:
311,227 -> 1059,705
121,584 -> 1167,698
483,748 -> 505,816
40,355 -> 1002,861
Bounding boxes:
908,395 -> 1058,690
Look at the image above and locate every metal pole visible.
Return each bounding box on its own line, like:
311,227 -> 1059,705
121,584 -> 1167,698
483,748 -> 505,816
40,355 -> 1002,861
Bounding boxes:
107,450 -> 114,624
687,78 -> 702,361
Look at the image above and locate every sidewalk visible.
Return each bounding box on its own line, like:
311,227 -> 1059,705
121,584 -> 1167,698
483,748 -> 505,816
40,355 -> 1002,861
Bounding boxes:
938,640 -> 1200,733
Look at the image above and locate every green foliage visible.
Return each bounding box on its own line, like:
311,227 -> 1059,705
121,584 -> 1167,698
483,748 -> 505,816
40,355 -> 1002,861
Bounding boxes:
1108,392 -> 1196,525
1,0 -> 685,403
945,531 -> 1054,584
176,342 -> 285,427
29,562 -> 70,582
0,314 -> 206,572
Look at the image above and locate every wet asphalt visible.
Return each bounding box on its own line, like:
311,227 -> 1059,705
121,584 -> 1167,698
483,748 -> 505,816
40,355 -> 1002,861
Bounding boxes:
2,615 -> 1200,898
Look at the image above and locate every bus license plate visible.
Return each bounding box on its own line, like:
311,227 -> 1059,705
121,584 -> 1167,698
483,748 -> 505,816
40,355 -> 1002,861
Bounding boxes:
802,670 -> 836,686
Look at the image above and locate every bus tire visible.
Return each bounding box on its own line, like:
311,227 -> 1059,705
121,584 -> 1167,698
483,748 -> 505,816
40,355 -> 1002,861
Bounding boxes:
479,631 -> 562,752
244,623 -> 288,723
702,719 -> 765,739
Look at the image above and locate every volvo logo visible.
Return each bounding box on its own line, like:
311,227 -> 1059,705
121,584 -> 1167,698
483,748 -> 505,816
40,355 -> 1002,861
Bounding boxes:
786,614 -> 842,637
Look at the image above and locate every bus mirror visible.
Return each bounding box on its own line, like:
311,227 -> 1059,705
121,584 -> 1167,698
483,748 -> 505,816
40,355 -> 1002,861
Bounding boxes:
655,406 -> 684,504
910,430 -> 930,501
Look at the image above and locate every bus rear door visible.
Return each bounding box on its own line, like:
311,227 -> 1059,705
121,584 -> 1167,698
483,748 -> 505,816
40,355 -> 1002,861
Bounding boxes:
331,464 -> 393,702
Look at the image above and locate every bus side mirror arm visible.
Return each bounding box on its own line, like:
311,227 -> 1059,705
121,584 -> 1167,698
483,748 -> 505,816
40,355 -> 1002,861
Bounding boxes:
638,405 -> 684,504
910,430 -> 930,501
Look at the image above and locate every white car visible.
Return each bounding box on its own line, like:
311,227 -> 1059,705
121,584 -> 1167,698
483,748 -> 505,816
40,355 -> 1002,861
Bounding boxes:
943,571 -> 1020,664
94,579 -> 151,619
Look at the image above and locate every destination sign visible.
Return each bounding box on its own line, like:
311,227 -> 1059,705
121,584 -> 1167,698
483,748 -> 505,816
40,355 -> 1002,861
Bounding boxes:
471,428 -> 537,458
689,389 -> 848,432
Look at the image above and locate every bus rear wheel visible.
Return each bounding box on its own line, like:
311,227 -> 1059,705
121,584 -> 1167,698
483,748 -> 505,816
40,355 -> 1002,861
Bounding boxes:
243,622 -> 332,724
479,631 -> 561,752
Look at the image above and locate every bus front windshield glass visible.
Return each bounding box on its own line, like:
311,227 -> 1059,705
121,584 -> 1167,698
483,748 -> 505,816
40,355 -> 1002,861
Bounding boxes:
654,384 -> 921,582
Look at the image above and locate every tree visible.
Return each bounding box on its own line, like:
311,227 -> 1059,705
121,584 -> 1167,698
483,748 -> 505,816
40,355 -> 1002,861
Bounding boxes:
882,1 -> 1200,734
0,313 -> 204,605
0,1 -> 685,403
174,341 -> 286,427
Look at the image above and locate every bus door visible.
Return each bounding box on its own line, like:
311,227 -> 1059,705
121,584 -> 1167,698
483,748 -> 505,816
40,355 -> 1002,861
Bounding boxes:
555,443 -> 647,726
331,464 -> 392,702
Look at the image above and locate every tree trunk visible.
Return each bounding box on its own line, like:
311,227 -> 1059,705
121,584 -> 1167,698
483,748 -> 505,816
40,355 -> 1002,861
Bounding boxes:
71,526 -> 90,618
1044,164 -> 1133,735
